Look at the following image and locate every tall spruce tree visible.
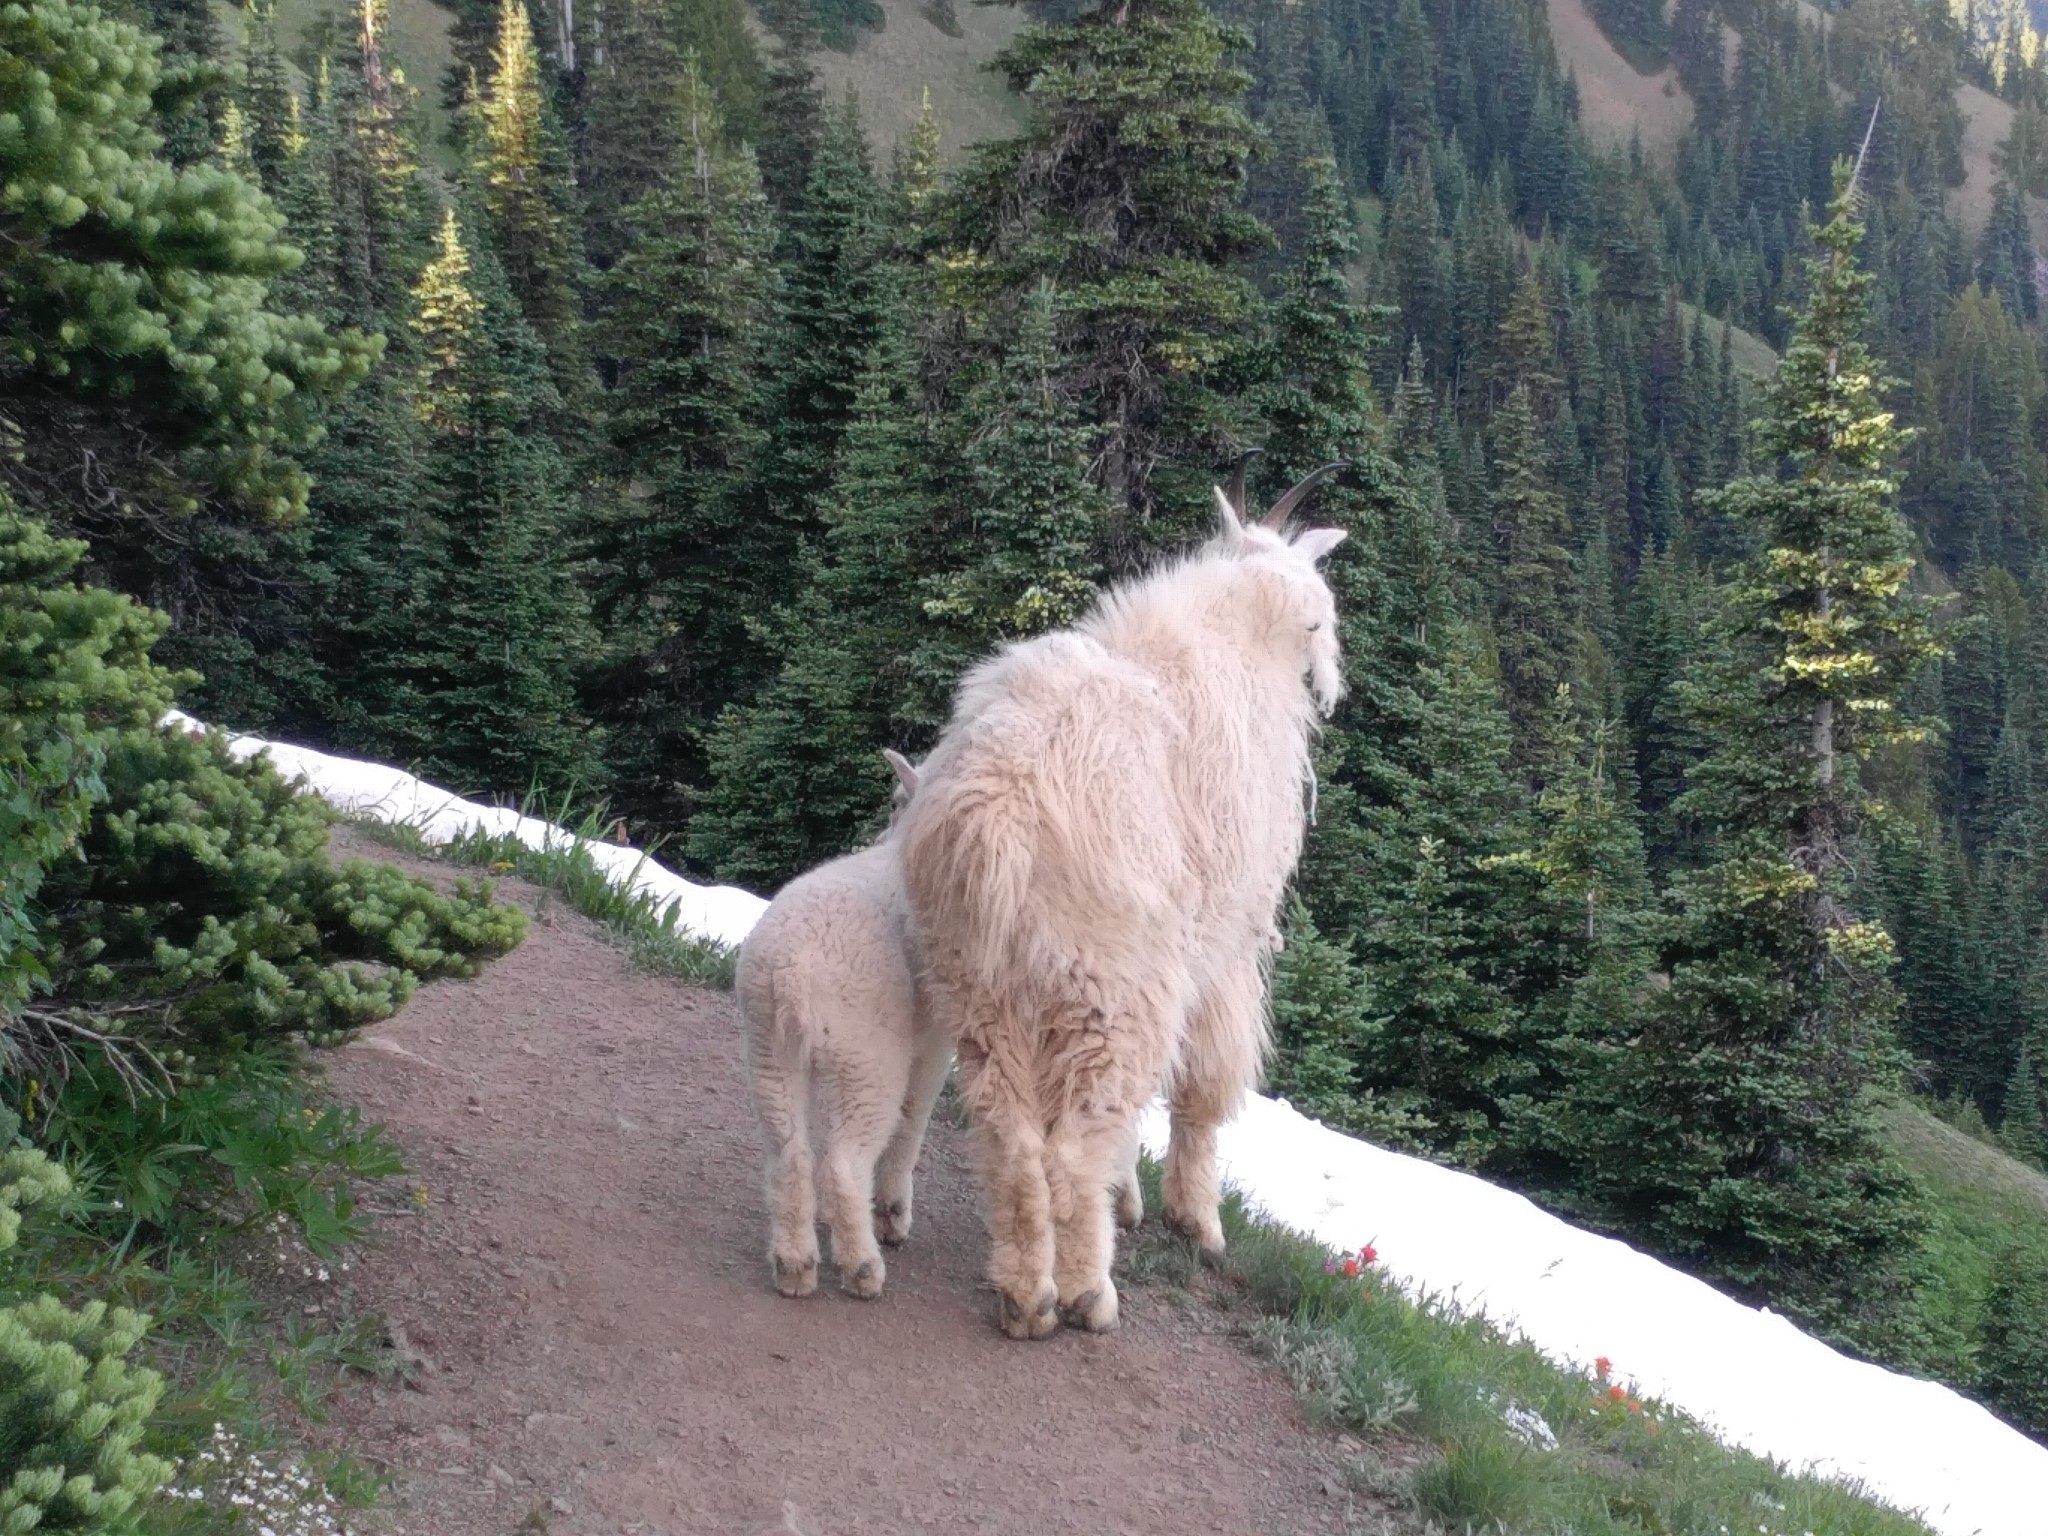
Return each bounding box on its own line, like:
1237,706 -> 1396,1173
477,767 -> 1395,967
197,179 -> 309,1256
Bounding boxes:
940,0 -> 1271,564
403,206 -> 602,794
914,281 -> 1110,709
690,291 -> 934,888
478,0 -> 589,405
1566,165 -> 1941,1361
585,57 -> 776,835
752,92 -> 889,550
1489,382 -> 1582,769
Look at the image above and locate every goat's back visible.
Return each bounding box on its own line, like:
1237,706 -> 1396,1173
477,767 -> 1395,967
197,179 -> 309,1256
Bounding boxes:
735,841 -> 921,1065
900,632 -> 1196,1004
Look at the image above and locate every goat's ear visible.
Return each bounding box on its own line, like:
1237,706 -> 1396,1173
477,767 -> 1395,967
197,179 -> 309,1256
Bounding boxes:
881,748 -> 920,795
1293,527 -> 1348,564
1214,485 -> 1247,543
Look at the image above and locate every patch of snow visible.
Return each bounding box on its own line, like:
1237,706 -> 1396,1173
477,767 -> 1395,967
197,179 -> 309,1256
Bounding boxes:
161,711 -> 767,950
170,712 -> 2048,1535
1135,1094 -> 2046,1536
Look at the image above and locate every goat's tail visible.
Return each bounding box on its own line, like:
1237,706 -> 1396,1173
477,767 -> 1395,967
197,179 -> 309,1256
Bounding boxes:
744,962 -> 815,1183
901,779 -> 1038,993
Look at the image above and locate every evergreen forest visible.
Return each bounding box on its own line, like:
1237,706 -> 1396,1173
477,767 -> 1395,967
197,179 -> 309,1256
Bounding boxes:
9,0 -> 2048,1467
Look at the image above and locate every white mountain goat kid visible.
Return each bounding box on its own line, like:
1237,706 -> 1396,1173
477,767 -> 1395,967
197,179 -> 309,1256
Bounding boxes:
736,750 -> 953,1300
899,461 -> 1347,1338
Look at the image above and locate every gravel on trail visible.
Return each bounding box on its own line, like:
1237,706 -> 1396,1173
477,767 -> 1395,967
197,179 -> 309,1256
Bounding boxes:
311,828 -> 1368,1536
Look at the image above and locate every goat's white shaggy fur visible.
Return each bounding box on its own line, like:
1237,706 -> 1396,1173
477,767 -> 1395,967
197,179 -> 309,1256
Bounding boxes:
735,752 -> 953,1300
900,470 -> 1347,1337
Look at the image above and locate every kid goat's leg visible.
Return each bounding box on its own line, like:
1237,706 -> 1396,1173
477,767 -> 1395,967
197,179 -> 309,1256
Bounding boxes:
873,1025 -> 953,1247
819,1041 -> 912,1299
749,994 -> 819,1298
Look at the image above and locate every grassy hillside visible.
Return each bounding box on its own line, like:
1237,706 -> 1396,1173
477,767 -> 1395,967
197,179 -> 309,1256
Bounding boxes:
773,0 -> 1028,160
1884,1098 -> 2048,1380
214,0 -> 462,166
1545,0 -> 1692,160
1546,0 -> 2048,243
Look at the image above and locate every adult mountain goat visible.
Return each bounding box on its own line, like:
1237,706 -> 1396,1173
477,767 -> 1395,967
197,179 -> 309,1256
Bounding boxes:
736,750 -> 952,1301
899,461 -> 1348,1338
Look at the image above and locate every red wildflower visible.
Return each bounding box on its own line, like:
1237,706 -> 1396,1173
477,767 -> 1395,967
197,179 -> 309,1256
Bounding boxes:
1626,1398 -> 1642,1414
1359,1243 -> 1379,1265
1607,1384 -> 1627,1402
1340,1258 -> 1361,1278
1594,1356 -> 1612,1378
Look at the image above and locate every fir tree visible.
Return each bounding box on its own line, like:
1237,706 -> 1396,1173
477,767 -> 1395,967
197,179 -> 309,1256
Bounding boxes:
753,92 -> 888,544
586,58 -> 777,834
0,0 -> 377,528
479,0 -> 590,404
1490,383 -> 1581,769
404,205 -> 602,794
940,0 -> 1271,560
1572,165 -> 1941,1360
915,281 -> 1109,710
691,293 -> 935,887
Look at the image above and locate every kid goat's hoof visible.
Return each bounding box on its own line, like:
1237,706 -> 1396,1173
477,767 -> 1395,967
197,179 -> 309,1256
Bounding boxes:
1059,1284 -> 1120,1333
999,1285 -> 1060,1340
773,1254 -> 819,1298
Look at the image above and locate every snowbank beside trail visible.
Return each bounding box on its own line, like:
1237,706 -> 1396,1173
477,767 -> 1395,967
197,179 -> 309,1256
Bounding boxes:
1135,1095 -> 2048,1536
173,713 -> 2048,1536
162,711 -> 768,950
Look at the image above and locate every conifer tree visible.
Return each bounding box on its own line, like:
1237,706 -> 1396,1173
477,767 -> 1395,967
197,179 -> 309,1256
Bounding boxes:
753,90 -> 889,542
941,0 -> 1270,558
915,281 -> 1109,710
1490,383 -> 1581,768
754,2 -> 823,217
577,0 -> 686,269
1571,165 -> 1940,1358
240,0 -> 297,188
1385,0 -> 1438,170
479,0 -> 590,403
586,57 -> 776,833
691,293 -> 934,887
0,0 -> 377,528
403,205 -> 602,794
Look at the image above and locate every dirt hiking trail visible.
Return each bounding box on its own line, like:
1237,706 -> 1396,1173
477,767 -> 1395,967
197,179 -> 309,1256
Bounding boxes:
310,831 -> 1367,1536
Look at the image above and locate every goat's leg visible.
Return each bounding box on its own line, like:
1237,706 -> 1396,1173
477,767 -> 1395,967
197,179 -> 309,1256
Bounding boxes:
873,1025 -> 952,1247
1111,1117 -> 1145,1231
1163,956 -> 1264,1257
820,1047 -> 911,1299
957,1042 -> 1058,1339
749,1004 -> 819,1298
1048,1105 -> 1135,1332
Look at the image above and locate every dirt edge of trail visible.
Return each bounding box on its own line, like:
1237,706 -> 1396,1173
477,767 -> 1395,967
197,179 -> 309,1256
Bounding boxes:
302,827 -> 1389,1536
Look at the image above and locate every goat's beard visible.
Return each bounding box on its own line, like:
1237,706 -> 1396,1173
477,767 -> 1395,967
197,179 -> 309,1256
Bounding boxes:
1311,647 -> 1344,717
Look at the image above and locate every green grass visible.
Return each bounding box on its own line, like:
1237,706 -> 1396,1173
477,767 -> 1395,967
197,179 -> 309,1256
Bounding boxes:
1881,1096 -> 2048,1388
7,1077 -> 412,1534
1114,1159 -> 1939,1536
349,792 -> 740,989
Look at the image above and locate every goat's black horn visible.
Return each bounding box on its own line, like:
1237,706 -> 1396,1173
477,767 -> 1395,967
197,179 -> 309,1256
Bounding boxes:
1225,447 -> 1264,518
1261,461 -> 1349,529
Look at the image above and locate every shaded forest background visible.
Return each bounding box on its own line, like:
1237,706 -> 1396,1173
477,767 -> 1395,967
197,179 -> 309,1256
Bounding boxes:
10,0 -> 2048,1444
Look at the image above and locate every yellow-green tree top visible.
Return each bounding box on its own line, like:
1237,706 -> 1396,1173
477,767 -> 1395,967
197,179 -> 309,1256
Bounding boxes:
412,208 -> 484,429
